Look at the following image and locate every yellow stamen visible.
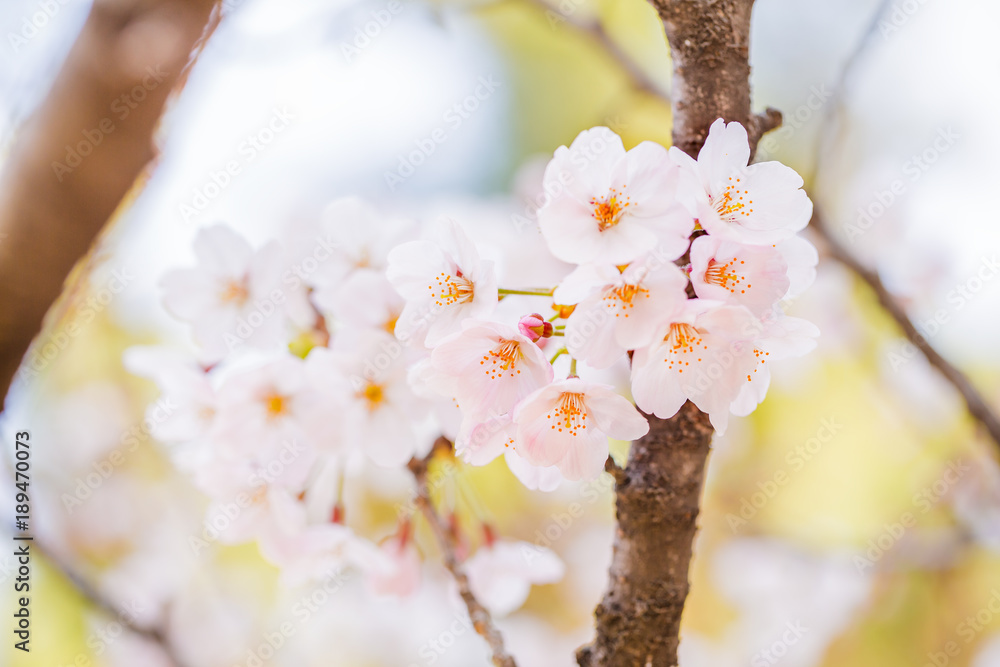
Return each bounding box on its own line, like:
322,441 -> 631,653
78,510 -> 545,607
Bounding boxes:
590,188 -> 631,231
547,392 -> 588,436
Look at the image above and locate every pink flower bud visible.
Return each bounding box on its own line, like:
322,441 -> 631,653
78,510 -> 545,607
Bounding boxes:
518,313 -> 553,341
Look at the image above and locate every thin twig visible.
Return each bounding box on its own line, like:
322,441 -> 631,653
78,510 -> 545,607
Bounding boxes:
748,107 -> 783,158
407,440 -> 518,667
811,215 -> 1000,447
807,0 -> 1000,449
812,0 -> 894,183
518,0 -> 669,100
603,455 -> 625,485
33,534 -> 187,667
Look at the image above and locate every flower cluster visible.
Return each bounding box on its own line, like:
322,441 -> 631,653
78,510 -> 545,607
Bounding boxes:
134,119 -> 817,592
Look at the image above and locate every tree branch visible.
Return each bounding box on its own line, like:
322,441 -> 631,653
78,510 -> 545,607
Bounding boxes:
33,533 -> 189,667
807,0 -> 1000,449
408,441 -> 518,667
0,0 -> 221,406
579,2 -> 758,665
810,214 -> 1000,448
519,0 -> 669,100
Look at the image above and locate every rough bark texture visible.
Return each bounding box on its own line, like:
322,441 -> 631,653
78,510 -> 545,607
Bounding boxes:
653,0 -> 755,156
0,0 -> 219,406
578,402 -> 715,667
578,2 -> 759,665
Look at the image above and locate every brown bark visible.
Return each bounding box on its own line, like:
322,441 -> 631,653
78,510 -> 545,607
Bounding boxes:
578,403 -> 714,667
0,0 -> 219,406
578,2 -> 763,665
652,0 -> 756,156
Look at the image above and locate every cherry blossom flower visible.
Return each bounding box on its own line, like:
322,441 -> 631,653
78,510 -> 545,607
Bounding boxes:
729,314 -> 819,419
260,518 -> 388,587
688,236 -> 791,316
513,377 -> 649,480
537,127 -> 693,265
196,460 -> 308,546
431,320 -> 554,423
387,219 -> 498,346
316,269 -> 403,335
782,238 -> 820,303
465,539 -> 565,616
671,119 -> 812,244
630,300 -> 762,433
210,354 -> 331,467
503,449 -> 564,492
308,197 -> 417,315
307,330 -> 429,467
161,225 -> 287,359
555,254 -> 689,368
123,346 -> 216,444
455,412 -> 563,491
368,526 -> 422,597
406,358 -> 463,441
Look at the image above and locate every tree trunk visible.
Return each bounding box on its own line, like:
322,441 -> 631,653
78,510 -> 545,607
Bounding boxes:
578,2 -> 761,665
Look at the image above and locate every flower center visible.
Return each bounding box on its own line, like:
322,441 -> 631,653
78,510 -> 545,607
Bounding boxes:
704,257 -> 750,294
548,392 -> 588,436
666,323 -> 703,352
264,392 -> 289,419
607,280 -> 650,312
220,278 -> 249,304
360,382 -> 385,409
590,188 -> 631,231
481,338 -> 522,380
429,270 -> 475,307
711,178 -> 753,223
249,482 -> 268,505
662,323 -> 708,373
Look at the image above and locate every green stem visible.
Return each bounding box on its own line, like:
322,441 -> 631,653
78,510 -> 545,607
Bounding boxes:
569,357 -> 578,376
549,347 -> 567,364
497,287 -> 554,297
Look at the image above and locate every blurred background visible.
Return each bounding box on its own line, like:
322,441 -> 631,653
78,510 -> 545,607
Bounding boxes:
2,0 -> 1000,665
